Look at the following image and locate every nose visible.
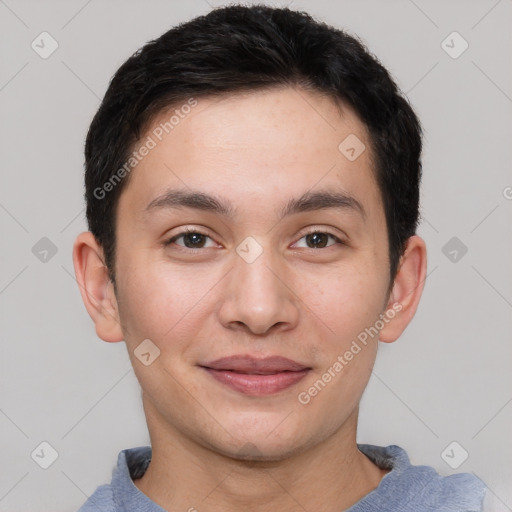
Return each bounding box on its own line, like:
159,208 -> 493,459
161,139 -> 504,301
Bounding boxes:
217,249 -> 300,336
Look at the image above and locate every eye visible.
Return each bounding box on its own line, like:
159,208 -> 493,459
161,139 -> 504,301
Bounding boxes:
293,231 -> 341,249
167,230 -> 217,249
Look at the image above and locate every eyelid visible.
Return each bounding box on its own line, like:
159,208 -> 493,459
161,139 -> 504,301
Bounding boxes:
165,226 -> 219,247
292,226 -> 347,245
163,225 -> 347,250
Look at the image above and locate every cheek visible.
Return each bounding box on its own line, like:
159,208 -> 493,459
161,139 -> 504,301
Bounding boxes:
115,254 -> 219,346
293,261 -> 387,346
305,266 -> 386,411
296,276 -> 381,422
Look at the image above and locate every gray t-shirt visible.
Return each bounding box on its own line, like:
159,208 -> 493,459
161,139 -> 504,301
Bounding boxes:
77,444 -> 486,511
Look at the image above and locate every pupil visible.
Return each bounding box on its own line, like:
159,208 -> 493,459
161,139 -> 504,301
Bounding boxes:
307,233 -> 328,248
184,233 -> 205,248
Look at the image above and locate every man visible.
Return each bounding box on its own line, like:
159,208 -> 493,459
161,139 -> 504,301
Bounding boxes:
73,4 -> 485,511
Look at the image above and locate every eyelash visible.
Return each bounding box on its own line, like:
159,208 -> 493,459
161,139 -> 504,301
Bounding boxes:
164,227 -> 345,250
165,227 -> 213,246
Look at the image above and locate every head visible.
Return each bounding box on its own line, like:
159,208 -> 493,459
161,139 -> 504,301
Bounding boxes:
74,4 -> 426,460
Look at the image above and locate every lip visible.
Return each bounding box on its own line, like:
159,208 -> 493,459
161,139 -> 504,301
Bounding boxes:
203,355 -> 309,373
200,355 -> 311,396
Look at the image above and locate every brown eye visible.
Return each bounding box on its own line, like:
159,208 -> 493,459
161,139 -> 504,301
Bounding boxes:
182,233 -> 207,248
292,231 -> 342,250
305,232 -> 330,248
167,231 -> 216,249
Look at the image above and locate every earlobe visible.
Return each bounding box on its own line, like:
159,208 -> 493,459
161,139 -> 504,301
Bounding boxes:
72,231 -> 124,343
379,235 -> 427,343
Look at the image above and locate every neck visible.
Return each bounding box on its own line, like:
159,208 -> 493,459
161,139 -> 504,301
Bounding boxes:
134,399 -> 386,512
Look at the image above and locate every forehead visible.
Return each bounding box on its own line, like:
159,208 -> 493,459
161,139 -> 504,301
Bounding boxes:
148,86 -> 367,154
119,86 -> 380,218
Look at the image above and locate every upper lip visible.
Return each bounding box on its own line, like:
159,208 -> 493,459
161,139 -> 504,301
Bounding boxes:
201,355 -> 310,373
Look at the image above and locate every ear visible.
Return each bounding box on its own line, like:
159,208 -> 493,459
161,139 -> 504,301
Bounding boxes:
72,231 -> 124,343
379,235 -> 427,343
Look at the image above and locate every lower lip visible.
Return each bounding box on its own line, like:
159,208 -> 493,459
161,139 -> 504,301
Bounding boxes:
202,368 -> 310,396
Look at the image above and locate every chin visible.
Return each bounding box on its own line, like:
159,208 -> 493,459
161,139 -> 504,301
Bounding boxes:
214,438 -> 305,463
204,411 -> 314,462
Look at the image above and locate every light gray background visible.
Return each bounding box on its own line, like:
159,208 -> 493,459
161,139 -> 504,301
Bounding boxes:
1,0 -> 511,510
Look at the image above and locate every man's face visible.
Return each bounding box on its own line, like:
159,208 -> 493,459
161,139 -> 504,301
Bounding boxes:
113,87 -> 392,459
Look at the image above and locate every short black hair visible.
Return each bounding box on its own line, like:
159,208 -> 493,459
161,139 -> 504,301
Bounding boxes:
84,3 -> 422,285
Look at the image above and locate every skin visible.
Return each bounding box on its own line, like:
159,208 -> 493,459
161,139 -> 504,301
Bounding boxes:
73,86 -> 427,511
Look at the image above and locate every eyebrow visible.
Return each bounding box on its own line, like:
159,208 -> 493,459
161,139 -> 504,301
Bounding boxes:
144,189 -> 234,216
144,188 -> 365,220
280,190 -> 366,220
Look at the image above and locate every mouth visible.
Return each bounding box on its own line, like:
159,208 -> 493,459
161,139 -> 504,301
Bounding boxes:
199,355 -> 311,396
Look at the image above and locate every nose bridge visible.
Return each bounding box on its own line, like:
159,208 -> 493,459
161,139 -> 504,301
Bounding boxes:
236,252 -> 278,300
218,242 -> 299,334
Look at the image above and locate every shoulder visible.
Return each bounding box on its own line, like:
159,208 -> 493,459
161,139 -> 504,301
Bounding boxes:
77,483 -> 115,511
356,444 -> 486,512
76,446 -> 153,512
